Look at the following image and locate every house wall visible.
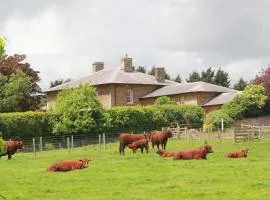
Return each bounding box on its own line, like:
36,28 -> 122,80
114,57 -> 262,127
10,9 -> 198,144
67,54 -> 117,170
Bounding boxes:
140,92 -> 220,106
46,91 -> 58,110
114,84 -> 160,106
203,105 -> 222,115
46,84 -> 161,109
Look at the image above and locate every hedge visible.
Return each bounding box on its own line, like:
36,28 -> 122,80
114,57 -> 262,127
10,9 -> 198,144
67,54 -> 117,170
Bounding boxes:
103,105 -> 204,133
0,112 -> 54,139
0,105 -> 204,138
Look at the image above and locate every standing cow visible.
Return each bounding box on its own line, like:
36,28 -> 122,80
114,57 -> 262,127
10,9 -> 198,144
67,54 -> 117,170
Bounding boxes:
150,130 -> 172,150
0,140 -> 23,160
119,133 -> 150,155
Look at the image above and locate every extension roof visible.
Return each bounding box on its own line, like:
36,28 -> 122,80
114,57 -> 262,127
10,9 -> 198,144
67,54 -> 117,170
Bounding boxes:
141,81 -> 237,99
202,91 -> 242,106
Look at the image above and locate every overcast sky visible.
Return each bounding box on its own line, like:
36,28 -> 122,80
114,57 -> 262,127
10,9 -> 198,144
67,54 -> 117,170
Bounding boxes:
1,0 -> 270,90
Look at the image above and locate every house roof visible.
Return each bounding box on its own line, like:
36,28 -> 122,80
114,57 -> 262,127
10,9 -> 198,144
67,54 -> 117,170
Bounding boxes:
44,68 -> 176,92
141,81 -> 237,98
202,91 -> 242,107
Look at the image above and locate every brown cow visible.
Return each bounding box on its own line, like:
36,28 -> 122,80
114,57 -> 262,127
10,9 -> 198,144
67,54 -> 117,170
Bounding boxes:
47,159 -> 90,172
226,149 -> 248,158
0,140 -> 23,160
119,133 -> 150,155
150,130 -> 172,150
156,150 -> 175,158
173,144 -> 214,160
128,139 -> 149,154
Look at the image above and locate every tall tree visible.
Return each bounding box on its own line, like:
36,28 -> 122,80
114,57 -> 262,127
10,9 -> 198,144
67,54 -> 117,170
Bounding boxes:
174,74 -> 182,83
0,70 -> 32,112
213,68 -> 230,87
201,67 -> 215,83
50,78 -> 71,88
0,54 -> 41,111
254,66 -> 270,98
0,35 -> 5,60
233,78 -> 248,91
186,71 -> 201,82
135,66 -> 146,73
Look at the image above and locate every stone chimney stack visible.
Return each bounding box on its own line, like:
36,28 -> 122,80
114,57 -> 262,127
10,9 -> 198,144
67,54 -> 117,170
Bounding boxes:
92,62 -> 104,73
121,54 -> 133,72
155,67 -> 165,83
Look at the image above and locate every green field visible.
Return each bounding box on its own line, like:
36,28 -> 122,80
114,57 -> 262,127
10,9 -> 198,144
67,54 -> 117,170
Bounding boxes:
1,139 -> 270,200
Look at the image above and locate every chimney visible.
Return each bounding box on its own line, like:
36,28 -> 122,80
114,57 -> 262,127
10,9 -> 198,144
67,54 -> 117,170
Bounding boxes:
155,67 -> 165,83
92,62 -> 104,73
121,54 -> 133,72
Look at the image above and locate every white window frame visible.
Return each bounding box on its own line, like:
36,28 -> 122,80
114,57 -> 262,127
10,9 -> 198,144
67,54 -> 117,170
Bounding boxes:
126,89 -> 134,104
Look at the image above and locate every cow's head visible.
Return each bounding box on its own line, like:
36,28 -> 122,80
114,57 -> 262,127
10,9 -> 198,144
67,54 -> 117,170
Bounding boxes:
156,150 -> 164,156
144,133 -> 151,141
80,159 -> 90,168
128,143 -> 134,149
165,129 -> 173,138
16,141 -> 24,149
242,149 -> 249,157
204,144 -> 214,153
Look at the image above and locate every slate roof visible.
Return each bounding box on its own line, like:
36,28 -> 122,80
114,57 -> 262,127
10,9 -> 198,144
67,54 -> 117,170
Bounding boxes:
44,68 -> 176,92
202,91 -> 242,106
141,81 -> 237,98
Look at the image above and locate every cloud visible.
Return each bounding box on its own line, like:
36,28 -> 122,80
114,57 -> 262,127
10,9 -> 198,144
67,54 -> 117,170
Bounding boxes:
1,0 -> 269,90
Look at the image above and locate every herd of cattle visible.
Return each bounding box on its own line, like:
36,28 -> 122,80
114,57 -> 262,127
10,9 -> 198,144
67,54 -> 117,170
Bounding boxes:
0,130 -> 249,172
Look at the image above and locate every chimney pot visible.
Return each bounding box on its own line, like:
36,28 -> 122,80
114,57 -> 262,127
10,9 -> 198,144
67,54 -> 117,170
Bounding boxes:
92,62 -> 104,73
155,67 -> 165,83
121,54 -> 133,72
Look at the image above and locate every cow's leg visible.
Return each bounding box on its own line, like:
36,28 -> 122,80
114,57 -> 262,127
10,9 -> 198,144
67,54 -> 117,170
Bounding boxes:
152,142 -> 155,149
7,153 -> 12,160
145,145 -> 149,153
141,147 -> 143,154
157,144 -> 160,150
119,144 -> 122,155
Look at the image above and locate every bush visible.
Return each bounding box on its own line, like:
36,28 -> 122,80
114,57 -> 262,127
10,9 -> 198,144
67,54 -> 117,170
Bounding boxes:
0,131 -> 6,155
0,112 -> 54,139
205,110 -> 234,129
53,84 -> 104,135
103,105 -> 204,133
155,96 -> 176,105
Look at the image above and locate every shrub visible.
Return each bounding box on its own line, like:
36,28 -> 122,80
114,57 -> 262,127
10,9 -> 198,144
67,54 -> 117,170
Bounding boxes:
53,84 -> 104,135
0,131 -> 6,155
205,110 -> 234,129
0,112 -> 54,139
155,96 -> 176,105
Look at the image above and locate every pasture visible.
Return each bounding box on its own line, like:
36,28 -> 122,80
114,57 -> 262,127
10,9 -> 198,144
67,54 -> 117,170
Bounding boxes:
1,139 -> 270,200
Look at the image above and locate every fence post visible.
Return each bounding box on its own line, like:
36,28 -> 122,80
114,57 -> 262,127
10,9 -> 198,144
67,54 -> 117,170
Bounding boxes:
99,134 -> 101,151
233,128 -> 236,143
39,137 -> 43,152
67,137 -> 70,153
218,130 -> 222,144
103,133 -> 106,151
33,138 -> 36,157
71,135 -> 74,149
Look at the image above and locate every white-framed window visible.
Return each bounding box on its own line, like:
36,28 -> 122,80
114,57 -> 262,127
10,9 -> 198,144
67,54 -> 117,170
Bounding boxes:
126,89 -> 134,104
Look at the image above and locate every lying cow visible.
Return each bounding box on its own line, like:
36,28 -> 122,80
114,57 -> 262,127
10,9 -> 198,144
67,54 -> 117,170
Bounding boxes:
119,133 -> 150,155
128,139 -> 149,154
226,149 -> 248,158
173,144 -> 214,160
47,158 -> 90,172
156,150 -> 175,158
0,140 -> 23,160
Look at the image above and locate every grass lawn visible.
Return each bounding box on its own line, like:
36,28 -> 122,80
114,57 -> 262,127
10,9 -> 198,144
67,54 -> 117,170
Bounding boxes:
1,139 -> 270,200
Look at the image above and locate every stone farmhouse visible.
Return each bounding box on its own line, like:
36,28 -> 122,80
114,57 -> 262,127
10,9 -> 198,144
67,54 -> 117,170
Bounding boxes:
44,55 -> 239,114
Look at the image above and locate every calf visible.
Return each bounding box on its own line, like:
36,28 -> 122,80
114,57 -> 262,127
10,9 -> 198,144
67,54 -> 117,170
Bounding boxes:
47,159 -> 90,172
119,133 -> 150,155
156,150 -> 175,158
226,149 -> 248,158
128,139 -> 149,154
0,140 -> 23,160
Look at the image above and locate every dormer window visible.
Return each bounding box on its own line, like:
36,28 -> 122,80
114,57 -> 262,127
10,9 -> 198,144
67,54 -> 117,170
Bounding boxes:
126,89 -> 134,104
